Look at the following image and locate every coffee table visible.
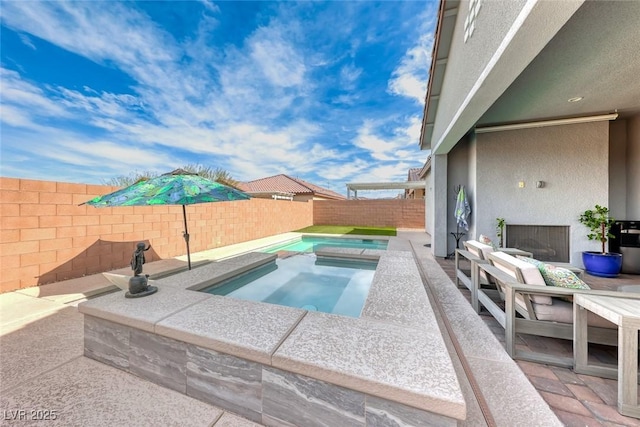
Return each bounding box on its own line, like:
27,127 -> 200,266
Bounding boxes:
574,294 -> 640,419
618,284 -> 640,294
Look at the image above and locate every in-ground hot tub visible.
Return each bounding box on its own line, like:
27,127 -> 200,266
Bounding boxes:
79,249 -> 466,426
201,253 -> 377,318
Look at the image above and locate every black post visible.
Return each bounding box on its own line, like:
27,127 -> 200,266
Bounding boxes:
182,205 -> 192,270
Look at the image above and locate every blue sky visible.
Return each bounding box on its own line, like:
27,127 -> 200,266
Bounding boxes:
1,1 -> 436,197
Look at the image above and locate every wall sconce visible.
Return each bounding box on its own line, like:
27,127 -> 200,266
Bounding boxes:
536,181 -> 545,188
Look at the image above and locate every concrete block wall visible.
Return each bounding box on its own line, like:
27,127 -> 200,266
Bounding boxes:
313,199 -> 425,229
0,177 -> 313,292
1,178 -> 425,293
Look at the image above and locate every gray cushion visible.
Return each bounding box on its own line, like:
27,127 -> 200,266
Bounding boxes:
533,299 -> 616,329
491,252 -> 553,305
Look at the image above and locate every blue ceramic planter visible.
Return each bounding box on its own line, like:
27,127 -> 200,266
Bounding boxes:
582,251 -> 623,278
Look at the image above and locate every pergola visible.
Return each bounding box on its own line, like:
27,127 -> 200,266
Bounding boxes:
345,181 -> 426,199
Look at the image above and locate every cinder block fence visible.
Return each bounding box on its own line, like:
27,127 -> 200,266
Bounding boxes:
313,199 -> 425,228
0,177 -> 425,293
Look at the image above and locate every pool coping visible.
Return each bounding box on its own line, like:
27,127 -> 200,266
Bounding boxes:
78,241 -> 467,422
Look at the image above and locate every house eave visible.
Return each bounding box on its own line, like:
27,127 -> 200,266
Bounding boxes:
419,0 -> 459,151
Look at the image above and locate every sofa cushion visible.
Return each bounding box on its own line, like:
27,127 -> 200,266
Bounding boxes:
533,299 -> 616,329
490,252 -> 553,305
465,240 -> 495,284
465,240 -> 494,260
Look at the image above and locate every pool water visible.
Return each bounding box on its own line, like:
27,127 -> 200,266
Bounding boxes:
201,254 -> 377,317
262,236 -> 388,253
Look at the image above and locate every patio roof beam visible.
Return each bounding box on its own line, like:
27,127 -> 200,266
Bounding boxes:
346,181 -> 426,199
475,113 -> 619,133
346,181 -> 426,191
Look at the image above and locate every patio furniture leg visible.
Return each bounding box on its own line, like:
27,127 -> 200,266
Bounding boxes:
573,305 -> 589,372
619,326 -> 640,418
504,285 -> 516,358
470,260 -> 480,313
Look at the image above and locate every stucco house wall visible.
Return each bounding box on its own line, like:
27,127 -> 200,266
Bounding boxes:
423,1 -> 638,261
446,138 -> 473,254
625,114 -> 640,218
424,168 -> 432,231
473,121 -> 609,266
430,1 -> 582,153
609,120 -> 627,218
431,0 -> 527,148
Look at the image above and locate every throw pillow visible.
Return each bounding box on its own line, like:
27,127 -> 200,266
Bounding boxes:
478,234 -> 498,250
516,255 -> 544,269
539,264 -> 590,290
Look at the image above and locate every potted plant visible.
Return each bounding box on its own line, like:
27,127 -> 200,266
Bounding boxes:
578,204 -> 622,277
496,217 -> 506,248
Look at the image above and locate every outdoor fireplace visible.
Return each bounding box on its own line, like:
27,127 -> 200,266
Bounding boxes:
506,225 -> 570,262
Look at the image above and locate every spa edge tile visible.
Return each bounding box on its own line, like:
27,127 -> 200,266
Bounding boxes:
385,238 -> 413,251
314,246 -> 364,258
315,248 -> 380,262
187,344 -> 263,423
157,253 -> 276,291
155,296 -> 305,365
262,367 -> 366,427
365,395 -> 457,427
155,262 -> 247,291
219,252 -> 277,266
374,256 -> 421,278
271,312 -> 466,420
78,286 -> 211,332
129,329 -> 187,393
361,274 -> 437,329
83,315 -> 130,370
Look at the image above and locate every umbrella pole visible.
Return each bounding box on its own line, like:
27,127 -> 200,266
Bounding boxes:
182,205 -> 192,270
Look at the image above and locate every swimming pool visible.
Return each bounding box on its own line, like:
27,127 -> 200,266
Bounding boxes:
201,254 -> 377,317
261,236 -> 388,253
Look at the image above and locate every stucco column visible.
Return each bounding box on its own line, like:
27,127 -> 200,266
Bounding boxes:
431,154 -> 448,257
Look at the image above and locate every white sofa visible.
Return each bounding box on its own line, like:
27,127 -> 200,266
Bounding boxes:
454,240 -> 494,313
478,251 -> 640,367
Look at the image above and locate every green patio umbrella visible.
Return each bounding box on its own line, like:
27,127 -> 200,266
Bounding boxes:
83,168 -> 250,270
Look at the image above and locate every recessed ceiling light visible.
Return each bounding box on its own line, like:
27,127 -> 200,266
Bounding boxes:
568,97 -> 584,102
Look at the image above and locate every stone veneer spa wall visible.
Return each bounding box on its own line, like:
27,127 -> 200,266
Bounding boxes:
79,250 -> 466,426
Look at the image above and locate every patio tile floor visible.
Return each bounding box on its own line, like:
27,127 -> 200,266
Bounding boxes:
436,257 -> 640,427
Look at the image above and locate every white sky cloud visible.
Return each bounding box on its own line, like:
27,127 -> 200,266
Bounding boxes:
339,63 -> 363,90
18,33 -> 36,50
387,11 -> 435,104
0,2 -> 435,196
1,68 -> 70,120
249,29 -> 306,88
352,116 -> 423,162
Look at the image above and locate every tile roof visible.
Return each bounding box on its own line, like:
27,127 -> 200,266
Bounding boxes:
407,167 -> 422,182
239,174 -> 345,200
